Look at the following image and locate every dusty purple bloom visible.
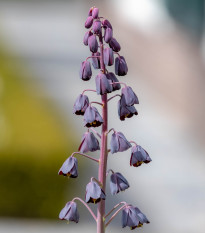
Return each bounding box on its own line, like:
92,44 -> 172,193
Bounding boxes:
88,7 -> 93,16
110,131 -> 131,154
122,205 -> 149,229
73,94 -> 89,115
104,28 -> 113,43
102,19 -> 113,29
109,38 -> 121,52
130,145 -> 151,167
58,156 -> 78,178
84,106 -> 103,127
78,131 -> 100,153
118,96 -> 138,121
122,86 -> 139,106
115,56 -> 128,76
79,61 -> 92,81
85,181 -> 106,204
95,73 -> 113,95
103,48 -> 114,66
92,7 -> 99,19
88,35 -> 98,53
93,20 -> 102,34
106,72 -> 121,91
91,52 -> 100,69
59,201 -> 79,223
83,31 -> 93,46
110,172 -> 129,195
85,16 -> 93,29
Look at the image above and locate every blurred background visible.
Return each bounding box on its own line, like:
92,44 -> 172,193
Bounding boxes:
0,0 -> 205,232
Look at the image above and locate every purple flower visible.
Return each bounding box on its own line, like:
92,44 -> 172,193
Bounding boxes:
58,156 -> 78,178
104,28 -> 113,43
59,201 -> 79,223
88,7 -> 94,16
95,73 -> 113,95
73,94 -> 89,115
85,181 -> 106,204
122,205 -> 149,229
110,131 -> 131,154
93,20 -> 102,34
79,61 -> 92,81
115,56 -> 128,76
91,52 -> 101,69
109,38 -> 121,52
78,131 -> 100,153
118,96 -> 138,121
88,35 -> 98,53
110,172 -> 129,195
102,19 -> 113,29
103,48 -> 114,66
84,106 -> 103,127
85,16 -> 93,29
106,72 -> 121,91
92,7 -> 99,19
130,145 -> 151,167
83,31 -> 93,46
122,86 -> 139,106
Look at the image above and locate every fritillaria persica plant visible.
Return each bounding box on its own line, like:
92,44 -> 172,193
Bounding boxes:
58,7 -> 151,233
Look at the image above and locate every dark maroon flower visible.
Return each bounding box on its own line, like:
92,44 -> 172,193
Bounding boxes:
104,28 -> 113,43
110,172 -> 129,195
59,201 -> 79,223
110,131 -> 131,154
103,48 -> 114,66
118,96 -> 138,121
83,31 -> 93,46
130,145 -> 151,167
79,61 -> 92,81
95,73 -> 113,95
115,56 -> 128,76
92,7 -> 99,19
102,19 -> 113,29
58,156 -> 78,178
91,52 -> 101,69
122,86 -> 139,106
106,72 -> 121,91
93,20 -> 102,34
78,131 -> 100,153
88,35 -> 98,53
109,38 -> 121,52
85,16 -> 93,29
73,94 -> 89,115
85,181 -> 106,204
84,106 -> 103,127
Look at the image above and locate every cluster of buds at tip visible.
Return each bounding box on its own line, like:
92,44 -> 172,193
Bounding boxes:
58,6 -> 151,231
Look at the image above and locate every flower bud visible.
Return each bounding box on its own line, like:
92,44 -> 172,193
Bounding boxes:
58,156 -> 78,178
93,20 -> 102,34
73,94 -> 89,115
103,48 -> 114,66
85,16 -> 93,29
110,131 -> 131,154
88,35 -> 98,53
91,52 -> 101,69
102,19 -> 112,29
59,201 -> 79,223
115,56 -> 128,76
83,31 -> 93,46
92,7 -> 99,19
109,38 -> 121,52
88,7 -> 94,16
110,172 -> 129,195
130,145 -> 151,167
121,86 -> 139,106
79,61 -> 92,81
106,72 -> 121,91
118,96 -> 138,121
104,28 -> 113,43
78,131 -> 100,153
84,106 -> 103,127
85,181 -> 106,204
95,73 -> 113,95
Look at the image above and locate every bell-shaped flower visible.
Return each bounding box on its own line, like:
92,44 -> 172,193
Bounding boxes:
110,131 -> 131,154
59,201 -> 79,223
122,205 -> 149,229
102,19 -> 113,29
91,52 -> 101,69
73,94 -> 89,115
95,73 -> 113,95
84,106 -> 103,127
93,20 -> 101,34
85,181 -> 106,204
106,72 -> 121,91
130,145 -> 151,167
92,7 -> 99,19
83,31 -> 93,46
118,96 -> 138,121
85,16 -> 93,29
103,48 -> 114,66
122,86 -> 139,106
58,156 -> 78,178
115,56 -> 128,76
104,28 -> 113,43
109,38 -> 121,52
110,172 -> 130,195
79,61 -> 92,81
78,131 -> 100,153
88,35 -> 98,53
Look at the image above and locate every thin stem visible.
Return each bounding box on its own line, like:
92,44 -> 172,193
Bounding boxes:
91,177 -> 103,187
86,56 -> 100,61
106,128 -> 115,135
104,202 -> 127,218
107,94 -> 121,102
90,101 -> 103,106
129,141 -> 138,146
114,52 -> 121,58
71,152 -> 99,163
72,197 -> 97,222
82,89 -> 96,95
90,128 -> 101,139
106,169 -> 114,177
111,81 -> 127,87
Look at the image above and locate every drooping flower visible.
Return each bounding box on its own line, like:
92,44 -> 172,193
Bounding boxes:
83,31 -> 93,46
110,131 -> 131,154
78,131 -> 100,153
85,16 -> 93,29
59,201 -> 79,223
121,86 -> 139,106
104,28 -> 113,43
58,156 -> 78,178
79,61 -> 92,81
85,180 -> 106,204
118,96 -> 138,121
130,145 -> 151,167
103,48 -> 114,66
84,106 -> 103,127
109,38 -> 121,52
88,35 -> 98,53
102,19 -> 113,29
95,73 -> 113,95
73,94 -> 89,115
91,52 -> 101,69
93,20 -> 102,34
110,172 -> 130,195
106,72 -> 121,91
115,56 -> 128,76
92,7 -> 99,19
